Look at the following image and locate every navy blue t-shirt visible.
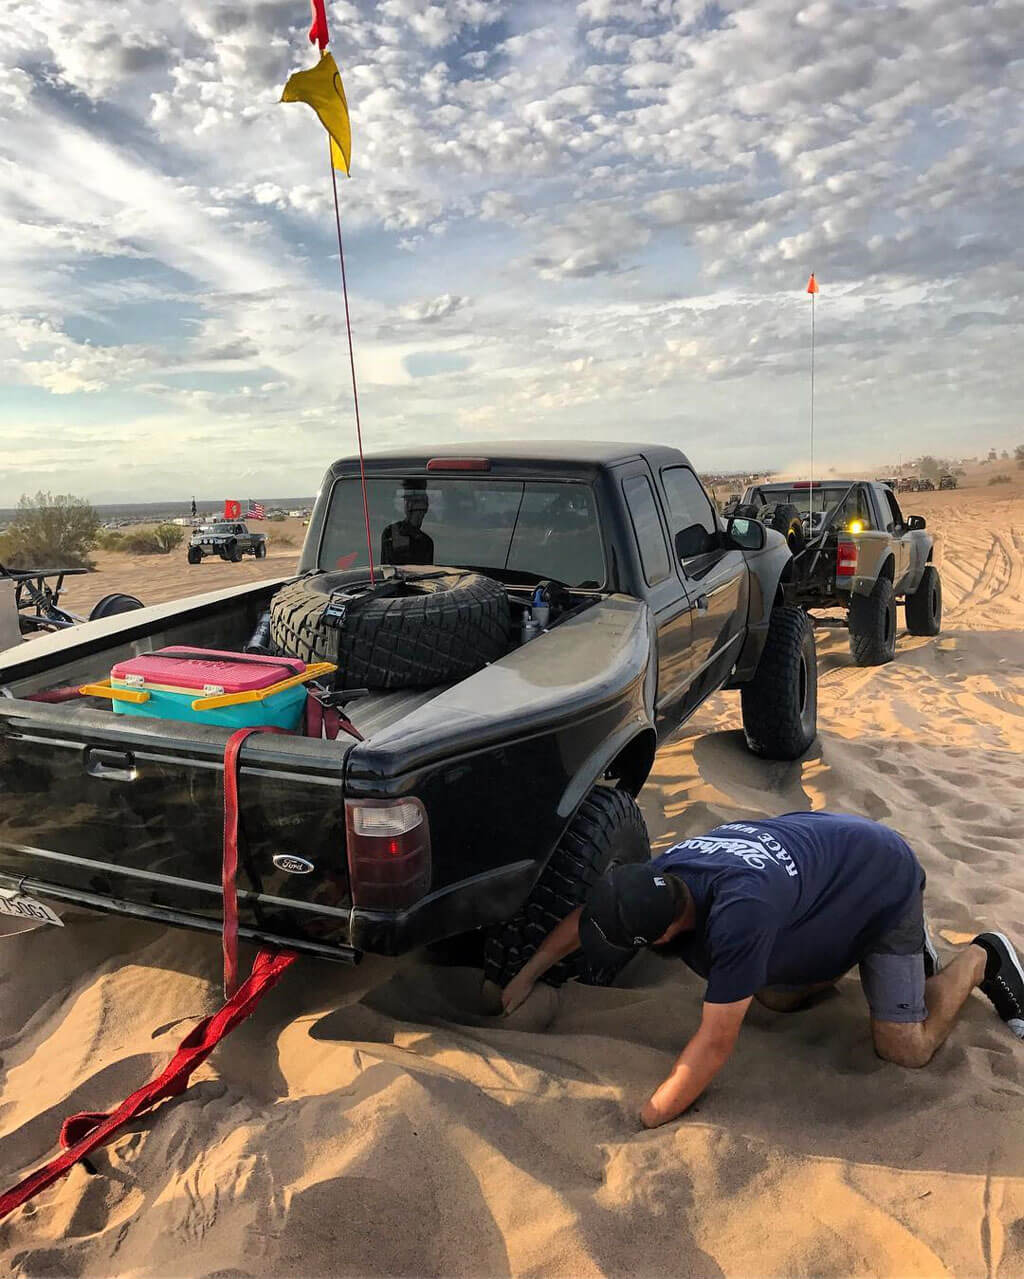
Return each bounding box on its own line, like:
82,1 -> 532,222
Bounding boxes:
651,812 -> 923,1004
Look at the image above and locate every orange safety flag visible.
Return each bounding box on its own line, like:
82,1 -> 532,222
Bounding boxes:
281,51 -> 352,175
806,273 -> 819,294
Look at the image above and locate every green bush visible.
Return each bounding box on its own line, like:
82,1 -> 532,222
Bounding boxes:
121,524 -> 185,554
0,491 -> 99,570
96,529 -> 127,551
987,474 -> 1012,486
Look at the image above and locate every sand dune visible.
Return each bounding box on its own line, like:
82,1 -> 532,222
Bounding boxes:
1,485 -> 1022,1277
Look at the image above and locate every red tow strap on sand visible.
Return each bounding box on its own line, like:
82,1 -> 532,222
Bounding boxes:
0,727 -> 297,1223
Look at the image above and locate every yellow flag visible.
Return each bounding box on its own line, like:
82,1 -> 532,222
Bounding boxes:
281,52 -> 352,175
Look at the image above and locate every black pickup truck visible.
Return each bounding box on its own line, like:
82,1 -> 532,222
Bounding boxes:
187,521 -> 267,564
0,443 -> 816,987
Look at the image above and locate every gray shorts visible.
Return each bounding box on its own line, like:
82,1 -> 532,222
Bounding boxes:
859,883 -> 931,1024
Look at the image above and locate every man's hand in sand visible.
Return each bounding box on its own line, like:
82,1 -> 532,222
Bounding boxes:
639,998 -> 750,1129
501,906 -> 584,1016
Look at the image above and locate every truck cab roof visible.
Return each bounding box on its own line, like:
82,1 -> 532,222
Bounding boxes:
327,441 -> 693,478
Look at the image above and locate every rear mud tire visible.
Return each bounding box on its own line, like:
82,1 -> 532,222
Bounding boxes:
904,564 -> 942,636
269,567 -> 513,690
482,786 -> 651,990
740,606 -> 817,760
255,542 -> 267,560
849,577 -> 897,665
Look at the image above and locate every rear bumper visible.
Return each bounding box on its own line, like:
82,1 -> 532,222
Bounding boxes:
2,857 -> 540,963
2,871 -> 362,964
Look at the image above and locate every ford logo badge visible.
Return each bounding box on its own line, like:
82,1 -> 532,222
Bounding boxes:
273,854 -> 315,875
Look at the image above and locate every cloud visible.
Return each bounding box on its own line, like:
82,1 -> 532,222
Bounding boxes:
0,0 -> 1021,502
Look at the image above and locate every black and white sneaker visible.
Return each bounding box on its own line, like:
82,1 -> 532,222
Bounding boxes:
973,932 -> 1024,1039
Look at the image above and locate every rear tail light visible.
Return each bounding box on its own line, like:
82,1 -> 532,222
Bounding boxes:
345,798 -> 431,910
837,541 -> 858,577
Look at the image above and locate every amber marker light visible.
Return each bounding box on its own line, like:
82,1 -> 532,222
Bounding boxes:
848,519 -> 864,534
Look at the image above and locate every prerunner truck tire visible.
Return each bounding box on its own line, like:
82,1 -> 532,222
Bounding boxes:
740,605 -> 817,760
483,786 -> 651,990
848,576 -> 897,665
269,567 -> 512,690
904,564 -> 942,637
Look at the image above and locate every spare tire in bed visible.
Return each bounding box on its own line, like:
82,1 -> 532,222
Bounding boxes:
269,567 -> 513,690
760,502 -> 806,552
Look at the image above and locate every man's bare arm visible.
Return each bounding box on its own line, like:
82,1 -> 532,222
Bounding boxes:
501,906 -> 583,1013
641,997 -> 751,1128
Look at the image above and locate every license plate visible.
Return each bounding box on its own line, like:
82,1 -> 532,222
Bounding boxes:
0,893 -> 63,926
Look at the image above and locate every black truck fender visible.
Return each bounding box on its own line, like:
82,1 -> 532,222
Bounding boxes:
725,528 -> 793,687
344,595 -> 657,953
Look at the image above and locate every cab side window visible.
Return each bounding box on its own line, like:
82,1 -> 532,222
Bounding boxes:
661,466 -> 718,564
837,486 -> 872,529
622,475 -> 670,586
883,490 -> 904,532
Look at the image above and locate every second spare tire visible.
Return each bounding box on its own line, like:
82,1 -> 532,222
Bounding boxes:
269,567 -> 512,690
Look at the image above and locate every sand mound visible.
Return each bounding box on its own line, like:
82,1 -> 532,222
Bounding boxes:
2,486 -> 1022,1277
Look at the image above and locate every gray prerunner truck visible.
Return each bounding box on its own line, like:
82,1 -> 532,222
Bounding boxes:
0,443 -> 816,990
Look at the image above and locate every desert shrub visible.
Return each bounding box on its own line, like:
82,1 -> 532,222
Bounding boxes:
267,512 -> 286,522
0,491 -> 99,569
95,529 -> 127,551
271,533 -> 296,547
121,524 -> 185,554
987,474 -> 1012,486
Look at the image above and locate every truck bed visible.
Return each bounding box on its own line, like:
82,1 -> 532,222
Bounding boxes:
1,577 -> 651,960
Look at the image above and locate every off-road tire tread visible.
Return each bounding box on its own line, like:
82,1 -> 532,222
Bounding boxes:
482,787 -> 650,989
849,576 -> 896,665
740,605 -> 817,760
904,564 -> 942,636
269,570 -> 512,689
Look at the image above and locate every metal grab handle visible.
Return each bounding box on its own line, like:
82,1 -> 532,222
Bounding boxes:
85,747 -> 137,782
695,594 -> 709,613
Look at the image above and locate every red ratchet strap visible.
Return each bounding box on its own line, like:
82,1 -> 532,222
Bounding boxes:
305,693 -> 363,742
222,726 -> 288,996
0,724 -> 299,1224
23,687 -> 86,703
0,948 -> 295,1223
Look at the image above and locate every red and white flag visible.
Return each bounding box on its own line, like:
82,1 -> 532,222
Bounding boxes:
247,502 -> 266,520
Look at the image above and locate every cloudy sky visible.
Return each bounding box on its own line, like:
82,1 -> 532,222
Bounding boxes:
1,0 -> 1021,505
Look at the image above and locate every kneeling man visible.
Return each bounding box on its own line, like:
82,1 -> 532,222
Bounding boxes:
501,811 -> 1023,1128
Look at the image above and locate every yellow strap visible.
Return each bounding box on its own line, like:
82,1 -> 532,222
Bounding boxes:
190,662 -> 336,710
79,680 -> 151,705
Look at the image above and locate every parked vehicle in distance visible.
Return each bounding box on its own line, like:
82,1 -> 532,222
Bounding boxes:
1,442 -> 817,991
939,474 -> 957,490
733,479 -> 941,665
187,522 -> 267,564
898,476 -> 920,493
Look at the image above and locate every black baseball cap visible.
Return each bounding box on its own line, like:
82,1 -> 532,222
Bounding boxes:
579,863 -> 680,971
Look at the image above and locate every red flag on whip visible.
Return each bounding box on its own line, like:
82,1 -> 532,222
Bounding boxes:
281,1 -> 374,580
309,0 -> 330,51
806,272 -> 819,294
